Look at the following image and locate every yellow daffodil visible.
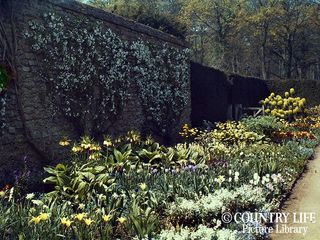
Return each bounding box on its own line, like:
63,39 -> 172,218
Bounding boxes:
78,203 -> 85,210
218,175 -> 225,182
117,217 -> 126,224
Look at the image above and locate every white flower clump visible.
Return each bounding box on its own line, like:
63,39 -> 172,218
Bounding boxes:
249,173 -> 285,192
167,184 -> 269,219
154,225 -> 239,240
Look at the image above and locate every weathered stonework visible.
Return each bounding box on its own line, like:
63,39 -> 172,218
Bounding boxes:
0,0 -> 191,183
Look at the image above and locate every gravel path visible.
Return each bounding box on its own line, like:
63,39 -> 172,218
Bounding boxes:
271,147 -> 320,240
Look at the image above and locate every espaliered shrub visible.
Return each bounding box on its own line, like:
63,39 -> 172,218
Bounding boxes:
0,64 -> 10,133
25,12 -> 190,136
131,41 -> 190,134
0,64 -> 9,93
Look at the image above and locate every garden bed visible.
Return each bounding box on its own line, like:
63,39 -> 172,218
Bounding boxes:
1,105 -> 320,239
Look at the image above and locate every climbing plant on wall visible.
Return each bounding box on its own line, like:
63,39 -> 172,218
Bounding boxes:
0,92 -> 6,133
0,64 -> 9,93
25,12 -> 190,138
25,13 -> 131,135
0,64 -> 10,133
131,41 -> 190,135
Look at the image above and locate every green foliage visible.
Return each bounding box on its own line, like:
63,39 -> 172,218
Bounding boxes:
131,41 -> 190,134
43,162 -> 117,203
241,115 -> 285,137
128,187 -> 159,239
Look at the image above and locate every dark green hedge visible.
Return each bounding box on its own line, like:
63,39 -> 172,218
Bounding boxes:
229,74 -> 270,107
190,62 -> 320,126
191,62 -> 232,126
265,80 -> 320,107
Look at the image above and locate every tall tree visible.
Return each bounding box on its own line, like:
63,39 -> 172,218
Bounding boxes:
79,0 -> 320,80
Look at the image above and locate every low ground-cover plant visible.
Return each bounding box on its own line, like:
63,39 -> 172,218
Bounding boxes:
241,115 -> 284,137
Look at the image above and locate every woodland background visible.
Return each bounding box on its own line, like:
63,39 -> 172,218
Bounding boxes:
81,0 -> 320,81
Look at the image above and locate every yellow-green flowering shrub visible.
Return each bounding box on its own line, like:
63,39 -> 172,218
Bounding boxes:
260,88 -> 306,120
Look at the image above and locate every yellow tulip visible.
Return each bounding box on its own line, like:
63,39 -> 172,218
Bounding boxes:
0,191 -> 5,198
39,213 -> 49,221
117,217 -> 126,224
84,218 -> 93,226
61,217 -> 72,228
102,214 -> 112,223
74,213 -> 87,221
139,183 -> 147,191
29,216 -> 42,224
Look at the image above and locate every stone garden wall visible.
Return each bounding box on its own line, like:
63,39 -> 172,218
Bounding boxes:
0,0 -> 190,183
